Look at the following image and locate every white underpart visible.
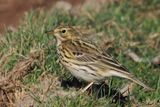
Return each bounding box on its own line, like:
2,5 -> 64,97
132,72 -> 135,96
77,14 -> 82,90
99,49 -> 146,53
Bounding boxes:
64,63 -> 103,82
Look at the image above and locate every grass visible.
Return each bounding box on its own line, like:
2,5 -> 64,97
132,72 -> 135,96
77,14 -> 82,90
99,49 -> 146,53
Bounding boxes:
0,1 -> 160,107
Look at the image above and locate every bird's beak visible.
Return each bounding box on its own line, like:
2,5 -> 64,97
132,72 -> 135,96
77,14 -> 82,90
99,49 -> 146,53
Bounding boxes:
45,29 -> 53,34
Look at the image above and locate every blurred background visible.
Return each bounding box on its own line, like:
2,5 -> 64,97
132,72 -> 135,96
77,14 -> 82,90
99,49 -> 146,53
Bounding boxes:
0,0 -> 159,106
1,0 -> 159,35
0,0 -> 85,34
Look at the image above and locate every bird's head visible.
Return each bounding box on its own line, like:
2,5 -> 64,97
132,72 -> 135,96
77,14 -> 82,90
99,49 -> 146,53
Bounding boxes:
46,25 -> 80,42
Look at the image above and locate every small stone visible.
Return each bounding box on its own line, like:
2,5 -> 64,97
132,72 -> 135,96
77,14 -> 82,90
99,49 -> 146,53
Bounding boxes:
124,49 -> 143,62
151,55 -> 160,65
54,1 -> 72,12
82,0 -> 108,12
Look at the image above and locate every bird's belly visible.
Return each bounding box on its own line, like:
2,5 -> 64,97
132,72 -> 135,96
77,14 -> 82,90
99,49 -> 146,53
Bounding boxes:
63,62 -> 104,82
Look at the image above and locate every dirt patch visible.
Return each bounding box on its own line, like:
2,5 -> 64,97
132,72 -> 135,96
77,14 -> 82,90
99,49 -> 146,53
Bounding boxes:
0,0 -> 85,35
0,48 -> 129,106
0,49 -> 44,106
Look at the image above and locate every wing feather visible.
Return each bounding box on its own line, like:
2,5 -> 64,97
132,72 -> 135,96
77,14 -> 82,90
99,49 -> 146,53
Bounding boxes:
63,40 -> 129,73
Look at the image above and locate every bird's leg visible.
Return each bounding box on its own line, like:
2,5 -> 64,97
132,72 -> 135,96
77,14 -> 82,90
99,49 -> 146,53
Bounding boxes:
120,82 -> 135,96
105,80 -> 109,84
81,82 -> 94,93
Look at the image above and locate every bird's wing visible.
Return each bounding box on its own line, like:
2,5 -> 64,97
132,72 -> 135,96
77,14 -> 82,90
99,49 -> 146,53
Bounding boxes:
62,40 -> 153,91
72,51 -> 129,72
97,52 -> 129,72
63,40 -> 129,72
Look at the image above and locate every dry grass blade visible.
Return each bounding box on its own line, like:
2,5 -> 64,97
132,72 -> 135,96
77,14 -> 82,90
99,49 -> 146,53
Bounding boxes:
100,36 -> 115,50
0,49 -> 44,106
7,49 -> 44,81
146,33 -> 160,50
0,48 -> 15,74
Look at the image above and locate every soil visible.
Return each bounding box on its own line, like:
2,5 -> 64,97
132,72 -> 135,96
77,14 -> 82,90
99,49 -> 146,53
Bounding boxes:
0,0 -> 85,34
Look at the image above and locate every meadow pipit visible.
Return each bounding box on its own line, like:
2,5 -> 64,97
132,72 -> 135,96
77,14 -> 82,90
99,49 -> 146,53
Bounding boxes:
46,25 -> 153,92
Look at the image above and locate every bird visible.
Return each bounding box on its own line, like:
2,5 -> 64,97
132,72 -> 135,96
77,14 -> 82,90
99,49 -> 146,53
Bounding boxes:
46,25 -> 153,92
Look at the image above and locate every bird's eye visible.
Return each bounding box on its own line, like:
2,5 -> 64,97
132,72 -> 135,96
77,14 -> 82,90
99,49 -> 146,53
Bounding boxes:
61,29 -> 66,33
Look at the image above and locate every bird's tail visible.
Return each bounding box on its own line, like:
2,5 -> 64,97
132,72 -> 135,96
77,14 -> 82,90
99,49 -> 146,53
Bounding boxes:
109,70 -> 154,91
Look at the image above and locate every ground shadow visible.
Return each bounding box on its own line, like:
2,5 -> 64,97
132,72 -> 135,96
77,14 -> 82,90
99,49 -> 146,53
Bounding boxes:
60,77 -> 128,106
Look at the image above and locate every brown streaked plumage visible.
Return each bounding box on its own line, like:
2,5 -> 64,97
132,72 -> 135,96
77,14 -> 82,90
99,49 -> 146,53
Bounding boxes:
46,25 -> 153,91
